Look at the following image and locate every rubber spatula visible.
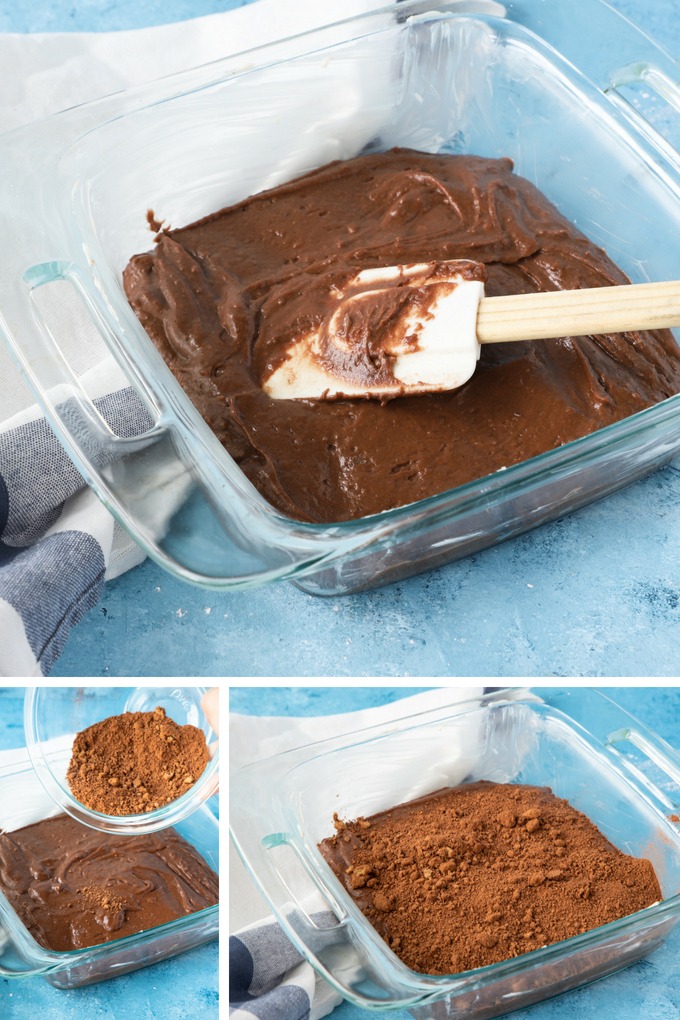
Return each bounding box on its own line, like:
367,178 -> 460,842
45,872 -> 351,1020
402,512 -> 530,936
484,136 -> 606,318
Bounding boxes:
261,259 -> 680,401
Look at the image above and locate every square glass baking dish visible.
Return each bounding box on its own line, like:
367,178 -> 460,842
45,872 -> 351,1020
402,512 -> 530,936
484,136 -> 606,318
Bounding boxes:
2,0 -> 680,595
0,746 -> 219,989
229,688 -> 680,1019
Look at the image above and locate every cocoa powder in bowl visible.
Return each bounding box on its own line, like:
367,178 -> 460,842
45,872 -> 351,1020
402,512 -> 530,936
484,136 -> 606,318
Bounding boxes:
66,706 -> 210,815
318,781 -> 662,975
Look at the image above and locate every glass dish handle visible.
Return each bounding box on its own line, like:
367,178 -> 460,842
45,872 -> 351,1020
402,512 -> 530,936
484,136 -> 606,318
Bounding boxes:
604,62 -> 680,170
260,832 -> 348,930
238,831 -> 426,1007
604,726 -> 680,815
1,259 -> 330,586
2,258 -> 183,553
0,960 -> 56,978
15,259 -> 164,444
514,0 -> 680,167
0,933 -> 58,978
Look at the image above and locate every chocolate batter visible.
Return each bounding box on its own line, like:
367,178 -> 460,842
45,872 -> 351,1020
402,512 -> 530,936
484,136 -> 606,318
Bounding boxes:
0,813 -> 218,952
318,782 -> 662,975
123,149 -> 680,522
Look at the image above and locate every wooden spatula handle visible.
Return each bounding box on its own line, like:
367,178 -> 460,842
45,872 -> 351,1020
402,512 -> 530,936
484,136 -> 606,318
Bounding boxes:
477,280 -> 680,343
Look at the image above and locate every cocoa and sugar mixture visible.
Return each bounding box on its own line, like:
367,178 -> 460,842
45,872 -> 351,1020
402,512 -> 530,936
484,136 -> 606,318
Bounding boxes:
66,706 -> 210,815
318,781 -> 662,975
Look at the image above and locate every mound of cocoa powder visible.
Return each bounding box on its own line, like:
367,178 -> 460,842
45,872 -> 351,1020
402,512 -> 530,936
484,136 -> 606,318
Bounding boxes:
318,781 -> 662,975
66,706 -> 210,815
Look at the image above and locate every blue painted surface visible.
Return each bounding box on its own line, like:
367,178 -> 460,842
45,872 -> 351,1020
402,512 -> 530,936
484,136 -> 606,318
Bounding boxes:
0,687 -> 218,1020
0,0 -> 675,678
0,0 -> 249,33
231,686 -> 680,1020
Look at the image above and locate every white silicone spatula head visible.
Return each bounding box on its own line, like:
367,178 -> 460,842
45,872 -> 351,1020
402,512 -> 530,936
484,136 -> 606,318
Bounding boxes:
262,259 -> 486,401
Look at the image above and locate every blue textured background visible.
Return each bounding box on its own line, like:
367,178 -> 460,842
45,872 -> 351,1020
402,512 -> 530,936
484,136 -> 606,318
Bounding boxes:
0,0 -> 672,678
231,685 -> 680,1020
0,687 -> 218,1020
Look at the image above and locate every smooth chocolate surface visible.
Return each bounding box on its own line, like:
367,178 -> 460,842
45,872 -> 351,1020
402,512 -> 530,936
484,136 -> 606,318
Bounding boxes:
123,149 -> 680,522
0,813 -> 218,952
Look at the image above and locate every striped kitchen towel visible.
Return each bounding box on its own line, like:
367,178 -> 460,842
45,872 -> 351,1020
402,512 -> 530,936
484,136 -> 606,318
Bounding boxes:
0,378 -> 149,676
230,913 -> 343,1020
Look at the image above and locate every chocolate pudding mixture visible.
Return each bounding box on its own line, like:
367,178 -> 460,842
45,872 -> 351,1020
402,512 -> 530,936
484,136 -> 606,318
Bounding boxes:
0,813 -> 218,952
318,781 -> 661,975
123,149 -> 680,522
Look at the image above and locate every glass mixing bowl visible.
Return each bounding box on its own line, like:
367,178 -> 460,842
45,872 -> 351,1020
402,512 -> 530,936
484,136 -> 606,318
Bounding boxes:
24,686 -> 219,834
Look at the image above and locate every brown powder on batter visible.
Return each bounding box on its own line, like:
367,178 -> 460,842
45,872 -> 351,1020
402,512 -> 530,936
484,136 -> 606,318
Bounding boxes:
67,706 -> 210,815
318,781 -> 662,975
